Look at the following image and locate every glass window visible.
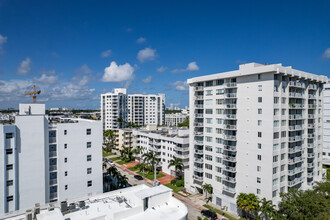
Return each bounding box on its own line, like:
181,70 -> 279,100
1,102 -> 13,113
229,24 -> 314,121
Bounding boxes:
258,85 -> 262,91
86,129 -> 91,135
258,109 -> 262,114
258,97 -> 262,103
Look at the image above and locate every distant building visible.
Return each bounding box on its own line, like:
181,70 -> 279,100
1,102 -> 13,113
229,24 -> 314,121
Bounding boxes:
165,113 -> 188,127
323,83 -> 330,166
133,127 -> 189,176
114,128 -> 133,150
1,184 -> 188,220
101,89 -> 165,130
0,103 -> 102,215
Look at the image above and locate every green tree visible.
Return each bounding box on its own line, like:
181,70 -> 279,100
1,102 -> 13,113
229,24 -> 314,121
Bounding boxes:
142,151 -> 160,179
168,156 -> 184,178
117,174 -> 129,188
120,146 -> 134,162
202,183 -> 213,199
178,116 -> 189,127
259,198 -> 276,220
107,166 -> 119,177
116,117 -> 125,128
103,129 -> 116,152
236,193 -> 260,219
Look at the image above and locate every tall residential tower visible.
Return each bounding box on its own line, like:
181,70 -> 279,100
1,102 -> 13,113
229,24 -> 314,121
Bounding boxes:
185,63 -> 327,213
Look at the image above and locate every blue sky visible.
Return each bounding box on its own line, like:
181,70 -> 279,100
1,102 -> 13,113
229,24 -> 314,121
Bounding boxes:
0,0 -> 329,109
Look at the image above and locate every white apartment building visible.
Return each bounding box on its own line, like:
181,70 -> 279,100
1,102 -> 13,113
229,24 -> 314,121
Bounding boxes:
0,103 -> 102,215
323,83 -> 330,166
185,63 -> 328,213
133,127 -> 189,176
165,113 -> 188,127
2,185 -> 188,220
101,89 -> 165,130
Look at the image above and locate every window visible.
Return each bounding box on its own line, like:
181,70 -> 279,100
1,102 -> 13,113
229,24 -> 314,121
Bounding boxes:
258,120 -> 262,126
258,143 -> 262,149
86,129 -> 91,135
215,176 -> 221,182
216,166 -> 221,173
281,153 -> 285,160
257,177 -> 261,183
258,85 -> 262,91
6,180 -> 13,186
257,189 -> 261,194
64,158 -> 67,163
281,164 -> 285,171
205,146 -> 212,152
205,164 -> 212,170
6,164 -> 13,170
273,144 -> 279,151
65,171 -> 68,176
272,190 -> 277,198
64,144 -> 67,149
257,155 -> 261,160
281,97 -> 286,104
87,180 -> 92,187
274,97 -> 279,104
206,127 -> 212,133
206,90 -> 213,96
258,97 -> 262,103
216,109 -> 223,114
274,120 -> 279,127
205,136 -> 212,142
206,118 -> 212,124
7,196 -> 13,202
64,130 -> 67,135
274,132 -> 279,139
280,175 -> 285,182
273,155 -> 278,162
6,133 -> 13,139
258,132 -> 262,137
216,157 -> 222,163
257,166 -> 261,172
258,74 -> 261,80
216,79 -> 224,85
205,173 -> 212,179
216,99 -> 224,105
205,109 -> 213,114
273,167 -> 278,174
274,109 -> 279,116
205,155 -> 212,161
87,168 -> 92,174
216,147 -> 222,154
258,109 -> 262,114
281,109 -> 286,115
6,149 -> 13,154
216,89 -> 224,95
87,142 -> 91,148
65,185 -> 68,190
87,155 -> 92,161
205,81 -> 213,87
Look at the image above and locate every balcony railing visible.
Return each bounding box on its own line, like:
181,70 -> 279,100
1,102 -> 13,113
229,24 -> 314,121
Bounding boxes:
194,122 -> 204,127
307,143 -> 314,148
49,192 -> 58,200
193,167 -> 204,172
308,104 -> 316,109
223,135 -> 237,141
194,131 -> 204,136
195,114 -> 204,118
308,84 -> 317,90
223,166 -> 236,172
49,179 -> 57,185
289,114 -> 304,120
225,93 -> 237,98
289,92 -> 304,98
289,104 -> 305,109
307,172 -> 314,178
224,146 -> 237,152
195,104 -> 204,109
289,81 -> 305,88
288,167 -> 303,175
195,150 -> 204,154
223,125 -> 237,130
224,104 -> 237,109
288,156 -> 303,164
225,114 -> 236,119
193,175 -> 203,181
194,158 -> 204,163
195,96 -> 204,100
307,162 -> 314,168
225,83 -> 237,88
308,153 -> 315,157
49,151 -> 57,158
288,146 -> 302,153
222,176 -> 236,183
288,177 -> 303,186
308,114 -> 315,119
223,156 -> 236,162
308,94 -> 316,99
195,86 -> 204,91
223,186 -> 236,193
49,165 -> 57,172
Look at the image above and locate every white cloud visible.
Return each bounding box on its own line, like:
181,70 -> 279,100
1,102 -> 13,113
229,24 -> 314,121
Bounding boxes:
142,76 -> 152,84
157,66 -> 167,72
137,47 -> 157,63
34,73 -> 58,85
102,61 -> 135,82
101,49 -> 112,58
0,34 -> 7,52
171,61 -> 199,73
74,64 -> 92,74
322,48 -> 330,59
170,81 -> 188,91
136,37 -> 146,44
16,57 -> 31,75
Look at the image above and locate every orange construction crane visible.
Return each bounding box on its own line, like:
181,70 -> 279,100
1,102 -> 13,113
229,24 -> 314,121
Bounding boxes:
25,85 -> 41,103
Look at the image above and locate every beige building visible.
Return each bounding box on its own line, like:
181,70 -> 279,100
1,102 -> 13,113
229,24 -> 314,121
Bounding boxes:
114,129 -> 133,150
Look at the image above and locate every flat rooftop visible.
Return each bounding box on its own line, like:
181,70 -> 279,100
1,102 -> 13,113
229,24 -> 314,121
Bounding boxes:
3,185 -> 188,220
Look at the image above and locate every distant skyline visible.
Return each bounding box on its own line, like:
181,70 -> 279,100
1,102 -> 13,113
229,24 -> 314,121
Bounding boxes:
0,0 -> 329,109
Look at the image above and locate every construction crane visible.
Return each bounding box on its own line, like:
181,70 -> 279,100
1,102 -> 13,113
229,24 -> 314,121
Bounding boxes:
25,85 -> 41,103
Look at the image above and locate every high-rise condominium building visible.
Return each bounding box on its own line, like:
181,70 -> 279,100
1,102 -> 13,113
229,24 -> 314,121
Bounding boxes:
185,63 -> 328,213
323,83 -> 330,165
0,103 -> 102,215
101,89 -> 165,130
133,127 -> 189,176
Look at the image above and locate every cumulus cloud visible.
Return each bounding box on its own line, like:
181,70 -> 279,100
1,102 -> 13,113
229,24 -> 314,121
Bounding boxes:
16,57 -> 32,75
171,61 -> 199,73
0,34 -> 7,52
74,64 -> 92,75
322,48 -> 330,59
33,72 -> 58,85
157,66 -> 167,72
137,47 -> 157,63
170,81 -> 189,91
142,76 -> 152,84
136,37 -> 146,44
101,49 -> 112,58
102,61 -> 134,82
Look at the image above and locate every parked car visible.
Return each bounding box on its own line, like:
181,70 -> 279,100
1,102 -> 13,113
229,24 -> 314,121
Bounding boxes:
201,209 -> 217,219
107,160 -> 114,166
134,175 -> 143,180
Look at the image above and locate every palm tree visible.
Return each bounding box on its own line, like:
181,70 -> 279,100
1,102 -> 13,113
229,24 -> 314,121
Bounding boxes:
236,193 -> 260,219
116,117 -> 125,128
120,146 -> 134,162
117,174 -> 129,188
202,183 -> 213,199
142,151 -> 160,180
103,129 -> 116,152
133,147 -> 143,163
259,198 -> 276,220
107,166 -> 119,177
168,156 -> 184,178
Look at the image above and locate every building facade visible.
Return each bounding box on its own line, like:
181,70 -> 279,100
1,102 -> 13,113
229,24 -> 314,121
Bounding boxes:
323,83 -> 330,166
133,127 -> 189,176
101,89 -> 165,130
0,103 -> 102,215
165,113 -> 188,127
114,129 -> 133,150
185,63 -> 327,213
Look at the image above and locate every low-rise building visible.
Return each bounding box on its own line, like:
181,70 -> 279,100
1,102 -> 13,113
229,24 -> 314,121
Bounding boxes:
2,185 -> 188,220
114,129 -> 133,150
133,127 -> 189,176
165,113 -> 188,127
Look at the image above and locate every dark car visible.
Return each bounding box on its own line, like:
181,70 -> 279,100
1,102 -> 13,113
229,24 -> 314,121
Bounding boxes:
134,175 -> 143,180
201,209 -> 217,219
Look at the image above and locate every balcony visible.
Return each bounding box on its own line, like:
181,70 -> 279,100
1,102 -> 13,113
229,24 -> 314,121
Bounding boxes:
175,153 -> 189,159
223,186 -> 236,194
308,104 -> 316,109
223,135 -> 236,141
49,137 -> 56,143
194,131 -> 204,136
308,94 -> 316,99
308,153 -> 315,157
195,96 -> 204,100
224,114 -> 236,119
194,140 -> 203,145
193,166 -> 204,172
288,114 -> 304,120
307,124 -> 315,128
288,146 -> 302,153
174,146 -> 189,151
195,104 -> 203,109
289,81 -> 305,88
223,166 -> 236,172
49,178 -> 57,185
195,114 -> 204,118
307,143 -> 314,149
195,158 -> 204,163
223,125 -> 237,130
308,162 -> 314,168
224,146 -> 237,152
194,122 -> 204,127
49,165 -> 57,172
223,155 -> 236,162
193,175 -> 203,181
288,156 -> 303,164
195,149 -> 204,154
225,93 -> 237,98
308,84 -> 317,90
289,104 -> 305,109
288,167 -> 303,175
307,172 -> 314,178
222,176 -> 236,183
224,104 -> 237,109
225,83 -> 237,88
195,86 -> 204,91
288,177 -> 303,186
288,136 -> 303,142
289,92 -> 304,98
308,114 -> 315,119
288,125 -> 304,131
49,151 -> 57,158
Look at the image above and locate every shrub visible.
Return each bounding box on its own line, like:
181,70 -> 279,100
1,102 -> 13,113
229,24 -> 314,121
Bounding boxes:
171,179 -> 177,185
176,180 -> 184,187
197,217 -> 202,220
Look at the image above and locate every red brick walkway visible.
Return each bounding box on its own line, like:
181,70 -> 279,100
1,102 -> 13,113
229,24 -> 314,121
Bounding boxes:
123,161 -> 138,168
157,171 -> 176,185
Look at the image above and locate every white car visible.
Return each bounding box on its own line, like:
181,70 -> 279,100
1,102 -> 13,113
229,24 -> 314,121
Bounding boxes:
108,160 -> 114,166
